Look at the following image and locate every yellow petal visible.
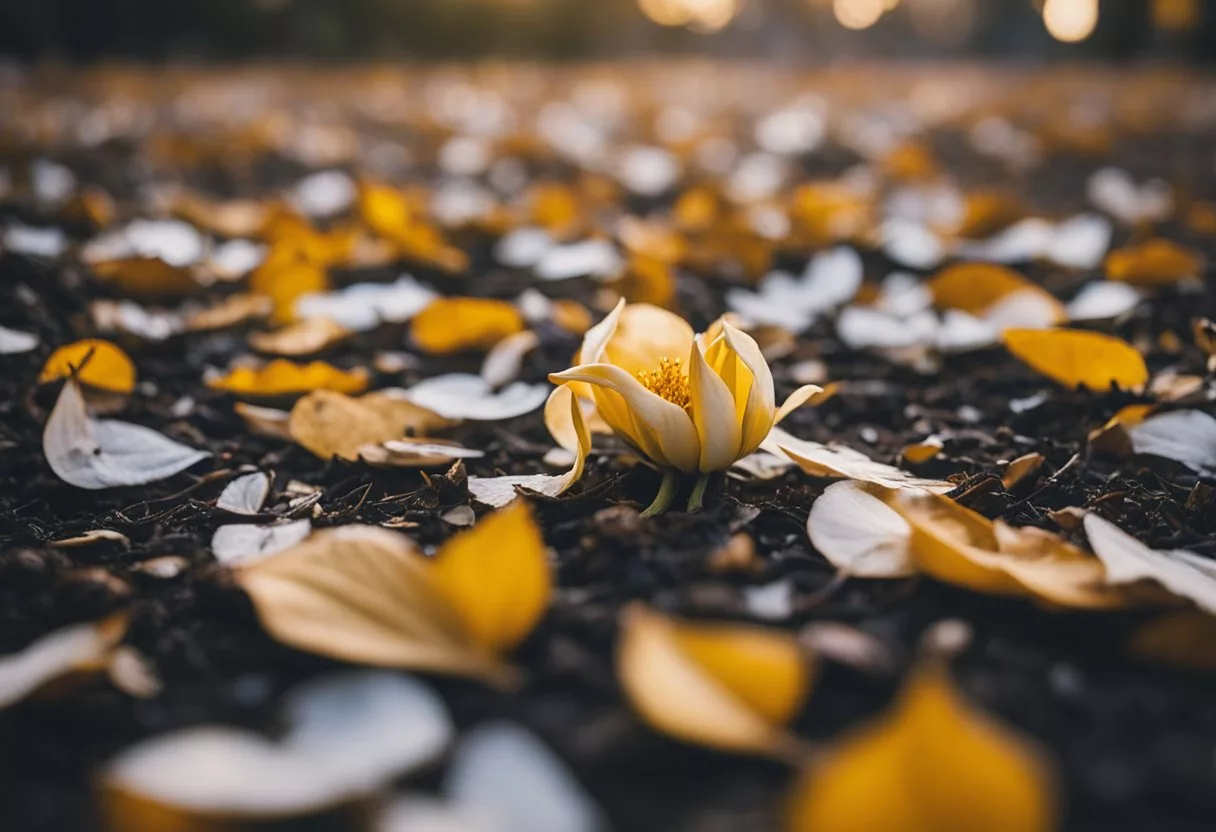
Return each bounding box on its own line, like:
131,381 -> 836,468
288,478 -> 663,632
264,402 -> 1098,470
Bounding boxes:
411,298 -> 525,355
428,501 -> 550,654
722,323 -> 777,455
774,385 -> 826,425
1003,328 -> 1148,391
248,257 -> 330,324
788,664 -> 1056,832
1106,238 -> 1204,286
358,180 -> 416,239
550,363 -> 700,473
208,360 -> 368,399
287,389 -> 456,461
236,526 -> 510,684
602,303 -> 696,378
40,339 -> 136,394
688,336 -> 743,472
617,605 -> 812,758
92,258 -> 203,299
577,298 -> 626,365
929,263 -> 1065,322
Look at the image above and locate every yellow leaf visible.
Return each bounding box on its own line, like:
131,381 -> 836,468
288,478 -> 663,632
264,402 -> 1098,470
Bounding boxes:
1106,238 -> 1204,286
427,501 -> 550,653
616,604 -> 813,759
248,317 -> 352,356
788,664 -> 1057,832
616,254 -> 677,308
235,525 -> 512,685
411,298 -> 525,355
929,264 -> 1064,321
1003,328 -> 1148,391
93,257 -> 202,298
40,339 -> 137,394
549,299 -> 593,335
248,256 -> 329,324
287,389 -> 455,460
208,360 -> 368,399
358,180 -> 417,239
890,493 -> 1131,609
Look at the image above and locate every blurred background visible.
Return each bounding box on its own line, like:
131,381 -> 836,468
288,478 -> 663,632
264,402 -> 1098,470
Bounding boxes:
0,0 -> 1210,63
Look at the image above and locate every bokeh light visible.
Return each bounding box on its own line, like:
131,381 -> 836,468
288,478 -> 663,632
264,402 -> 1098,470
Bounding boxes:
833,0 -> 887,31
1042,0 -> 1100,43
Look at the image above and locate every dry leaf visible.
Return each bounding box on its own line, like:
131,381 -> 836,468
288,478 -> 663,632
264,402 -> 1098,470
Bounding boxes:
208,360 -> 369,398
0,616 -> 128,710
40,338 -> 136,393
1084,514 -> 1216,615
617,604 -> 812,759
248,317 -> 352,357
287,390 -> 454,461
1001,453 -> 1046,490
44,379 -> 210,490
787,663 -> 1056,832
929,263 -> 1065,323
763,427 -> 952,493
212,520 -> 312,566
806,481 -> 914,578
1106,238 -> 1204,286
235,525 -> 509,683
216,472 -> 271,515
234,402 -> 294,441
1125,410 -> 1216,474
427,501 -> 550,654
92,257 -> 205,298
1003,328 -> 1148,391
411,298 -> 526,355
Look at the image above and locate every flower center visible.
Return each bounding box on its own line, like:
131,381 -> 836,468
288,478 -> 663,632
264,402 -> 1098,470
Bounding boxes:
637,356 -> 691,409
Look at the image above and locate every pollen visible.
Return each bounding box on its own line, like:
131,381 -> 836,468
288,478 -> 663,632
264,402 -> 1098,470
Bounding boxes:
637,356 -> 691,409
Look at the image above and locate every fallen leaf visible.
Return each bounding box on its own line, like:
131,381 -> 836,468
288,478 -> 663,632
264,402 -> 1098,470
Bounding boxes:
427,501 -> 550,654
43,380 -> 209,490
1066,281 -> 1141,322
357,439 -> 485,468
287,390 -> 455,461
0,324 -> 40,354
1106,238 -> 1204,286
411,298 -> 526,355
216,472 -> 272,515
50,529 -> 131,549
395,375 -> 549,421
929,263 -> 1065,323
763,427 -> 952,493
806,481 -> 914,578
212,520 -> 312,566
1125,409 -> 1216,474
787,663 -> 1056,832
1084,514 -> 1216,615
617,604 -> 813,759
481,330 -> 542,388
208,359 -> 369,398
0,617 -> 128,710
294,276 -> 436,333
40,338 -> 136,393
1001,453 -> 1046,490
234,402 -> 294,441
1003,328 -> 1148,391
248,317 -> 352,357
99,671 -> 452,829
183,294 -> 273,332
92,257 -> 206,298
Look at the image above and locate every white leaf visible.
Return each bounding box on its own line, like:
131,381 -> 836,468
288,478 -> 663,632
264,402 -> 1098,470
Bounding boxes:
395,375 -> 549,421
217,472 -> 272,514
3,223 -> 69,258
800,246 -> 864,311
44,380 -> 210,490
729,451 -> 795,481
495,228 -> 555,269
481,331 -> 541,389
84,219 -> 206,267
838,307 -> 939,351
1048,214 -> 1112,270
535,240 -> 623,282
1127,410 -> 1216,474
762,427 -> 951,493
212,520 -> 312,566
295,276 -> 437,333
957,218 -> 1055,264
615,146 -> 680,196
447,723 -> 608,832
102,671 -> 452,818
0,620 -> 122,710
210,239 -> 266,281
881,219 -> 946,270
1067,281 -> 1141,322
1084,514 -> 1216,615
290,170 -> 356,218
743,581 -> 794,621
807,481 -> 914,577
467,474 -> 568,508
90,299 -> 183,341
0,324 -> 39,354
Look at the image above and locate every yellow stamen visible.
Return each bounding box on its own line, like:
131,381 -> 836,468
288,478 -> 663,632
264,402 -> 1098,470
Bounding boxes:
637,356 -> 691,409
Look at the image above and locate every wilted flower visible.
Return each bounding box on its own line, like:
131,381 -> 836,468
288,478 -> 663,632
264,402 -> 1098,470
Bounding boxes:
551,300 -> 820,515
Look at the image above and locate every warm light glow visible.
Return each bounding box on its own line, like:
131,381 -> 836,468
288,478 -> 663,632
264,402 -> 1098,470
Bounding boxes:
833,0 -> 886,30
1153,0 -> 1199,31
638,0 -> 741,31
1042,0 -> 1099,43
908,0 -> 976,45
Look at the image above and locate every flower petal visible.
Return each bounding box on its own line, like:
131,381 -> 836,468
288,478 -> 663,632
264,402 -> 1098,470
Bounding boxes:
577,299 -> 626,365
603,304 -> 696,377
722,323 -> 776,455
774,385 -> 825,425
688,337 -> 743,472
551,363 -> 700,473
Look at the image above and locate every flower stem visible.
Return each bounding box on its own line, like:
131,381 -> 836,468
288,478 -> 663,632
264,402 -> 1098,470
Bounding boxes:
686,473 -> 712,513
640,471 -> 679,518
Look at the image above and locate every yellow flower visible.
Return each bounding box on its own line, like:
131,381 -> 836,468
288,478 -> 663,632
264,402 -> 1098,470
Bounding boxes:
550,300 -> 821,515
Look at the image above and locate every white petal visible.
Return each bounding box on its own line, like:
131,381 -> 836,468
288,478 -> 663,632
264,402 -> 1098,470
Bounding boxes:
956,218 -> 1054,264
743,581 -> 793,621
3,223 -> 69,258
535,240 -> 623,282
210,239 -> 266,281
379,797 -> 481,832
447,723 -> 608,832
722,323 -> 776,455
396,374 -> 549,421
774,385 -> 824,425
84,219 -> 205,267
1067,281 -> 1141,322
880,219 -> 947,270
295,276 -> 437,333
577,298 -> 625,364
807,481 -> 914,577
211,520 -> 312,566
689,337 -> 742,473
44,380 -> 210,490
983,288 -> 1061,329
800,246 -> 863,311
934,309 -> 1000,353
1127,410 -> 1216,474
1048,214 -> 1112,270
0,620 -> 121,710
838,307 -> 939,351
762,427 -> 952,493
290,170 -> 356,218
216,472 -> 271,515
0,324 -> 39,354
1085,514 -> 1216,615
495,227 -> 554,269
729,451 -> 795,481
480,331 -> 541,389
